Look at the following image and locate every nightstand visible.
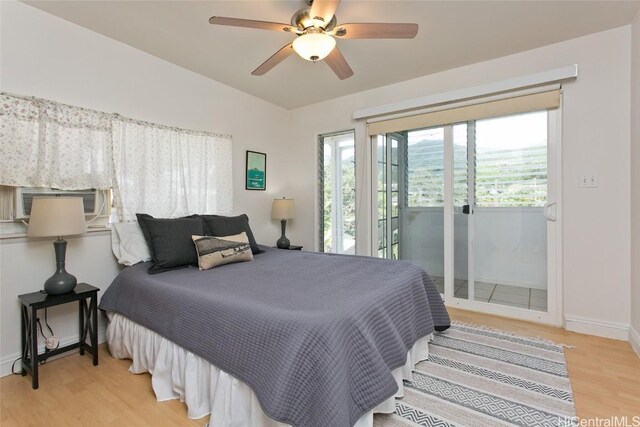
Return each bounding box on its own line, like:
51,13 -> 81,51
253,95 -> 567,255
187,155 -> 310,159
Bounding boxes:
18,283 -> 100,389
275,245 -> 303,250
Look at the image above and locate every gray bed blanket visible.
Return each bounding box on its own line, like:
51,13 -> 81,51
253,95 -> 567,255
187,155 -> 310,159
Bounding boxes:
99,247 -> 450,427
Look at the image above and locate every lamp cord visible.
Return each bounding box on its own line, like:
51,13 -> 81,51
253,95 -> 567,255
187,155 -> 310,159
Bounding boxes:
44,308 -> 54,337
85,190 -> 107,224
11,311 -> 55,375
11,357 -> 22,375
36,308 -> 59,352
10,308 -> 59,375
37,318 -> 47,341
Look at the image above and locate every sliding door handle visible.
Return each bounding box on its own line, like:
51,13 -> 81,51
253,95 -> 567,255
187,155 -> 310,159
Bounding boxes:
462,204 -> 470,215
543,201 -> 557,221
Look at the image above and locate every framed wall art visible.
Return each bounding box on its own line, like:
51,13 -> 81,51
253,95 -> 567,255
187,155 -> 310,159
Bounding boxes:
246,150 -> 266,190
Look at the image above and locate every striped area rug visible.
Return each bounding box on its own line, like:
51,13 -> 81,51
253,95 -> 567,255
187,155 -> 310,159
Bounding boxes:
375,322 -> 576,427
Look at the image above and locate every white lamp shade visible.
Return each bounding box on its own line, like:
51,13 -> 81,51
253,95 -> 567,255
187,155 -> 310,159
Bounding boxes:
292,33 -> 336,62
271,198 -> 295,220
27,197 -> 87,237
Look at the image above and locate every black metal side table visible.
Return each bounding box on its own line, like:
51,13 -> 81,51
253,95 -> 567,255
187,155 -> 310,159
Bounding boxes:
18,283 -> 100,389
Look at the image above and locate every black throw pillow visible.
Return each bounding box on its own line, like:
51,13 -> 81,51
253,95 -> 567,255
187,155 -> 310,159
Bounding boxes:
199,214 -> 264,255
136,213 -> 205,274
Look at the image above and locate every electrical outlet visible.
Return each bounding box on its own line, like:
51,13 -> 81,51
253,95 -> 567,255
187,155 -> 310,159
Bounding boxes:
45,336 -> 59,350
579,174 -> 599,188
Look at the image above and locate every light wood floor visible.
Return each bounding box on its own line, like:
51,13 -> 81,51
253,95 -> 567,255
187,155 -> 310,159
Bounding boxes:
1,308 -> 639,426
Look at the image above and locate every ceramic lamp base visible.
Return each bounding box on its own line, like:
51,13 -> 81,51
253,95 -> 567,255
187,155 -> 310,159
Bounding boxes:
44,239 -> 77,295
276,219 -> 290,249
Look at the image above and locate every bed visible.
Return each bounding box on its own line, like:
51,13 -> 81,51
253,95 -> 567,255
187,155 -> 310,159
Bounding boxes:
99,245 -> 450,427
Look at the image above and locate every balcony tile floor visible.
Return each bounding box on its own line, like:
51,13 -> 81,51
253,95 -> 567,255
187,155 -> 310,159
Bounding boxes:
431,276 -> 547,312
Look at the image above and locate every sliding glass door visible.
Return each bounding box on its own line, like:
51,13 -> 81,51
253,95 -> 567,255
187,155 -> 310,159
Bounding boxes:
469,112 -> 550,310
373,110 -> 559,323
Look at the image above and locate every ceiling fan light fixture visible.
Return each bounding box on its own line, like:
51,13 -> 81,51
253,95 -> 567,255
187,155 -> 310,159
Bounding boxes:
292,32 -> 336,62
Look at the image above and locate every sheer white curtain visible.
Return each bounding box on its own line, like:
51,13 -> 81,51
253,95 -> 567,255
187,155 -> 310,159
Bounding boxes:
111,116 -> 233,221
0,94 -> 113,189
1,93 -> 234,222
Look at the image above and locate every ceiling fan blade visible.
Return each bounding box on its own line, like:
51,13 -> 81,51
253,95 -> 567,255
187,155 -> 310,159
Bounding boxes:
209,16 -> 298,33
309,0 -> 340,26
325,47 -> 353,80
333,23 -> 419,39
251,44 -> 294,76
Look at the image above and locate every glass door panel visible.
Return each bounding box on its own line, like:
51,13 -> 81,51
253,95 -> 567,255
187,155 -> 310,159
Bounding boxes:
472,111 -> 548,312
399,127 -> 445,294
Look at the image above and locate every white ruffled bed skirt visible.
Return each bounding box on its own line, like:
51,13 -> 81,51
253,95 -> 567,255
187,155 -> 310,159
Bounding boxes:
106,312 -> 432,427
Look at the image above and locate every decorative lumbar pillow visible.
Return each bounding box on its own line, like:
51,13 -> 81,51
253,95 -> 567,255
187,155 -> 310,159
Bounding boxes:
111,222 -> 151,266
199,214 -> 264,255
136,213 -> 206,274
192,232 -> 254,270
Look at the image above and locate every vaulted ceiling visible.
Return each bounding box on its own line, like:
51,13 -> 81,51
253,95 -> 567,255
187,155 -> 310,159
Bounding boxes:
24,1 -> 640,109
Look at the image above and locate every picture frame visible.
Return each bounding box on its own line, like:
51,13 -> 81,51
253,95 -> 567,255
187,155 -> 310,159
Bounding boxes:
245,150 -> 267,191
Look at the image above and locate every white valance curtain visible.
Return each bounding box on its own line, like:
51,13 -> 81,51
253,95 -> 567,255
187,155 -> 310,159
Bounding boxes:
0,94 -> 113,189
0,93 -> 233,220
112,117 -> 233,221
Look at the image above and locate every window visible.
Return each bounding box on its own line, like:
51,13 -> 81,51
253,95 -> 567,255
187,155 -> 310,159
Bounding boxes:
377,136 -> 387,257
406,127 -> 444,207
319,131 -> 355,254
405,125 -> 468,207
475,111 -> 547,207
0,93 -> 233,228
403,111 -> 547,209
377,134 -> 401,259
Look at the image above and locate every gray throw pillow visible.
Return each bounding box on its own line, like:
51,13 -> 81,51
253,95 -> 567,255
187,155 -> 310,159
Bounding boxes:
136,213 -> 205,274
199,214 -> 264,255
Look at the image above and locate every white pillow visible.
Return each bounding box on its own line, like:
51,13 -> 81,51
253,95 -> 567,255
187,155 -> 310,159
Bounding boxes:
111,222 -> 151,266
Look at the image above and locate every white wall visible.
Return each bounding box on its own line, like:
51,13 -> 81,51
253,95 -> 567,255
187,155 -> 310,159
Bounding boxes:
289,26 -> 632,339
630,10 -> 640,356
0,1 -> 290,375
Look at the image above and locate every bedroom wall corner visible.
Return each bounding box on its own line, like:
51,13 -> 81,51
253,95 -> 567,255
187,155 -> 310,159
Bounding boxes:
630,9 -> 640,358
0,0 -> 292,376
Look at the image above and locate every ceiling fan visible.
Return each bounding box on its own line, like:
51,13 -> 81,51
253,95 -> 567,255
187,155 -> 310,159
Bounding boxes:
209,0 -> 418,80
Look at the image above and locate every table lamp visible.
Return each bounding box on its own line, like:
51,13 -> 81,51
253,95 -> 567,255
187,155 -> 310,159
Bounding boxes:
27,197 -> 86,295
271,198 -> 294,249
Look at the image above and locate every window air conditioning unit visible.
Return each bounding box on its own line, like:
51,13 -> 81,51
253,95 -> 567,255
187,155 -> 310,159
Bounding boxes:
15,187 -> 102,219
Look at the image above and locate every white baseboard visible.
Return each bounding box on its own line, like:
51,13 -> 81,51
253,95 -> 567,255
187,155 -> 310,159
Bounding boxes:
1,327 -> 106,378
564,315 -> 629,341
629,326 -> 640,358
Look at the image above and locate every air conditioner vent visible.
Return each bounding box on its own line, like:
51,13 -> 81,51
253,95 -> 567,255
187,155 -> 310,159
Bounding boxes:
16,188 -> 100,218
